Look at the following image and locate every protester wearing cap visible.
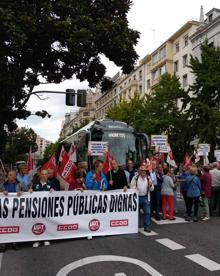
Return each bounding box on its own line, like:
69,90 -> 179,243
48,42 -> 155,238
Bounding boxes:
130,165 -> 154,233
16,164 -> 31,191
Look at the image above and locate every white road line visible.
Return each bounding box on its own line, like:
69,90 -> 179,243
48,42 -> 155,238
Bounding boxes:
115,273 -> 127,276
139,228 -> 158,237
151,216 -> 188,225
56,255 -> 163,276
156,238 -> 185,250
185,254 -> 220,271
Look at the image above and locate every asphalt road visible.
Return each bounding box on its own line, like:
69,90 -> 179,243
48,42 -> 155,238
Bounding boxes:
1,200 -> 220,276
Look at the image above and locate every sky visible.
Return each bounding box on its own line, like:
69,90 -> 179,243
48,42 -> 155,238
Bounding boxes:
17,0 -> 220,142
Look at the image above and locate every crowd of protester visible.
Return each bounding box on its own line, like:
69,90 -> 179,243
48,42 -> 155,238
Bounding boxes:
0,157 -> 220,251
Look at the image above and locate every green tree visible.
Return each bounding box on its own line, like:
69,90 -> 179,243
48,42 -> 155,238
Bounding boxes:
42,140 -> 60,164
107,92 -> 144,126
141,73 -> 191,161
188,41 -> 220,156
107,73 -> 191,162
0,0 -> 139,154
2,127 -> 38,164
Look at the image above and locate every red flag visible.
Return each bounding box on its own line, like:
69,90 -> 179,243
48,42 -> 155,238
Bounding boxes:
58,150 -> 77,183
183,153 -> 192,169
42,153 -> 57,172
103,151 -> 113,175
68,144 -> 77,162
166,145 -> 177,168
59,146 -> 65,163
27,147 -> 34,172
146,158 -> 152,172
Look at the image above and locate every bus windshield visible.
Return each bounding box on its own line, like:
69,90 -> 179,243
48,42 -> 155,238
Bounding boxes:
102,131 -> 137,165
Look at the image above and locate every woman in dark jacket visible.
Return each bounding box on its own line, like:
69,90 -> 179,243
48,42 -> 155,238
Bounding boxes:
200,165 -> 212,221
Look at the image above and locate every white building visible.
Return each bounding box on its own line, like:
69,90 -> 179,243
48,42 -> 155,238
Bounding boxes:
34,135 -> 51,160
191,7 -> 220,58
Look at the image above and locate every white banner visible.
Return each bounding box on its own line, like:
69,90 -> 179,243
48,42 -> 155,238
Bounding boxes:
88,141 -> 109,156
0,190 -> 138,243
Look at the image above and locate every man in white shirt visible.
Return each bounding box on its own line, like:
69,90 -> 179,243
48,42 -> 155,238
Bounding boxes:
130,165 -> 154,232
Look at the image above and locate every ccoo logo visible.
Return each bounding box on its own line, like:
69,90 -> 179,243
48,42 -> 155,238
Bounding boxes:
32,223 -> 46,235
88,219 -> 100,231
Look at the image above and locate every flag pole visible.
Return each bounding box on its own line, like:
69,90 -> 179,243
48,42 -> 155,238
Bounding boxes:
0,158 -> 6,176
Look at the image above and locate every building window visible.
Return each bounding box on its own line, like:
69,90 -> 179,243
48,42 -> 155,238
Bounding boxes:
184,34 -> 189,47
147,79 -> 150,89
159,46 -> 166,60
152,52 -> 159,64
152,70 -> 158,81
114,89 -> 117,95
209,13 -> 213,23
83,111 -> 90,116
183,74 -> 188,87
133,74 -> 136,80
175,41 -> 179,53
183,54 -> 188,67
139,70 -> 142,80
174,60 -> 179,72
159,64 -> 166,76
139,85 -> 142,93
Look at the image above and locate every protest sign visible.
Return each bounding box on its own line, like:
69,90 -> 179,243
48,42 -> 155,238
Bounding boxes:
151,135 -> 168,147
88,141 -> 109,156
198,144 -> 210,156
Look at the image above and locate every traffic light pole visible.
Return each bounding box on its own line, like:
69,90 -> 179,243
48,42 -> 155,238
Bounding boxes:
30,90 -> 76,95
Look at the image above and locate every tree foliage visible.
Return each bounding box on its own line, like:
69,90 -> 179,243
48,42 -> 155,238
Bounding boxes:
188,41 -> 220,155
0,0 -> 139,154
107,73 -> 192,162
2,127 -> 38,164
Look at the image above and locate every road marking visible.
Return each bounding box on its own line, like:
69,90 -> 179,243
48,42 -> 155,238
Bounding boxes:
185,254 -> 220,271
152,216 -> 188,225
156,238 -> 185,250
139,228 -> 158,236
56,255 -> 163,276
115,273 -> 127,276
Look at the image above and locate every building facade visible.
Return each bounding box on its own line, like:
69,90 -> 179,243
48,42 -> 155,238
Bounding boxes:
60,90 -> 99,139
190,8 -> 220,58
33,135 -> 51,161
95,57 -> 149,120
95,18 -> 200,119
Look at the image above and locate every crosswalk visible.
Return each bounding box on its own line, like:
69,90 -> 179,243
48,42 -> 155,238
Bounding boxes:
155,238 -> 186,250
139,225 -> 220,273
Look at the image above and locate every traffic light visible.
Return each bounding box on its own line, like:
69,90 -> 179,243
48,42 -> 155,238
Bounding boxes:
77,89 -> 87,107
65,89 -> 75,106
